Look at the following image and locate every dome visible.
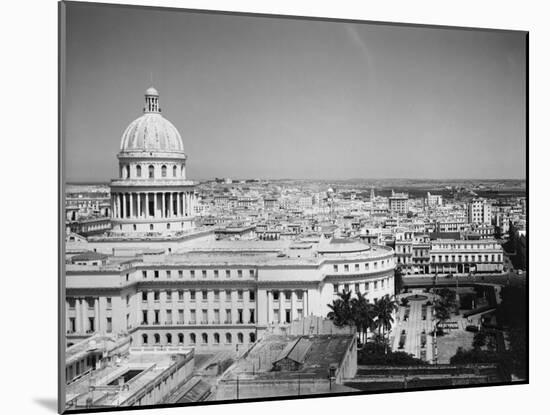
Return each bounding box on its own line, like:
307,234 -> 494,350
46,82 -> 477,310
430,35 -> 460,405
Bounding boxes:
119,87 -> 184,154
120,113 -> 184,153
145,86 -> 158,96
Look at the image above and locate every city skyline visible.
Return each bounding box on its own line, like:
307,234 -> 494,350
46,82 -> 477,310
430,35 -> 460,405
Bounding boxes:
64,3 -> 526,182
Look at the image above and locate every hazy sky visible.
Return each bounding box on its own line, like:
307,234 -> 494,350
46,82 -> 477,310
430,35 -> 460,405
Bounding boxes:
64,3 -> 526,182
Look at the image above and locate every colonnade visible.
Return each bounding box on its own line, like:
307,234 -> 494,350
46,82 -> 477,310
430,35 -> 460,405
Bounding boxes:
111,191 -> 194,219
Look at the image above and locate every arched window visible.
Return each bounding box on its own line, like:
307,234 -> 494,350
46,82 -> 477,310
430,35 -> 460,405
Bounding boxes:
148,165 -> 154,178
166,333 -> 172,344
161,165 -> 167,177
249,333 -> 256,343
154,333 -> 160,344
214,333 -> 220,344
150,224 -> 154,231
173,165 -> 177,177
225,333 -> 232,344
238,333 -> 244,344
167,223 -> 170,230
190,333 -> 196,344
178,333 -> 184,344
142,334 -> 148,345
133,224 -> 137,231
136,165 -> 142,177
201,333 -> 208,344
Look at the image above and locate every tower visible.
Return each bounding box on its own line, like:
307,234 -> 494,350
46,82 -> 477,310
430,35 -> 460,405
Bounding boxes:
109,87 -> 196,234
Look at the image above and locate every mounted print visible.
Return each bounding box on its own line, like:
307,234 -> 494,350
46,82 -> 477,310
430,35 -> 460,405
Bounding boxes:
59,1 -> 528,413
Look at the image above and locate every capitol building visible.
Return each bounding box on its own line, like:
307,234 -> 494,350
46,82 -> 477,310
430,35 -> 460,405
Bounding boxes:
64,87 -> 396,361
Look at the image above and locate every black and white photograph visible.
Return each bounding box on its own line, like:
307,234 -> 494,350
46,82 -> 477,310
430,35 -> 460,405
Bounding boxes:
57,1 -> 528,413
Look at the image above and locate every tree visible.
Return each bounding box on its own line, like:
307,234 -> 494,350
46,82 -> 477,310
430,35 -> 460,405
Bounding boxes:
373,295 -> 398,354
327,290 -> 354,327
394,266 -> 404,294
351,291 -> 377,345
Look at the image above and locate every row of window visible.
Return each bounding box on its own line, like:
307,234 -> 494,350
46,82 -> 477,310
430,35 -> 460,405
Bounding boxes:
135,289 -> 257,304
431,254 -> 502,263
432,243 -> 500,250
333,278 -> 392,294
140,308 -> 255,325
121,163 -> 185,179
141,331 -> 255,345
332,259 -> 390,273
141,269 -> 255,279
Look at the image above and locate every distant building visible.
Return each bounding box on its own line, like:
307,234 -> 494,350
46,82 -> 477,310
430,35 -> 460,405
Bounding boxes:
429,239 -> 503,275
426,192 -> 443,207
467,198 -> 491,225
389,192 -> 409,214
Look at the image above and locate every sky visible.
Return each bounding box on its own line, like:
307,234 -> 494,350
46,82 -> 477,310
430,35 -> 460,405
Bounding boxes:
63,3 -> 527,182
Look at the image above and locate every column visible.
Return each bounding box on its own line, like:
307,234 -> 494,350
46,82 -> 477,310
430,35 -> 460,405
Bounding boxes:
291,291 -> 297,321
94,298 -> 99,333
161,192 -> 165,218
153,192 -> 158,218
304,290 -> 309,316
145,193 -> 149,218
177,192 -> 181,217
137,192 -> 141,218
122,193 -> 126,219
75,298 -> 81,332
186,192 -> 190,216
129,193 -> 134,218
279,291 -> 284,323
169,192 -> 173,218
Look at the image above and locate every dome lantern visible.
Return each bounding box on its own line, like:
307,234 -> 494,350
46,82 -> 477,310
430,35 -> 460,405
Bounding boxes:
144,86 -> 161,113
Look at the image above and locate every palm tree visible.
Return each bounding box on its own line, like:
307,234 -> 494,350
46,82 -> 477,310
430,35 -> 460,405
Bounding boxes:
394,266 -> 404,294
351,291 -> 376,345
327,290 -> 353,327
373,295 -> 399,354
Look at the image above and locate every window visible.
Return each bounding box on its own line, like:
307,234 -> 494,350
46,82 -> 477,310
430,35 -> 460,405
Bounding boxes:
249,269 -> 254,277
214,270 -> 219,278
178,309 -> 184,324
142,270 -> 147,279
178,270 -> 183,279
344,264 -> 349,272
238,309 -> 243,324
161,165 -> 167,177
154,291 -> 160,302
88,317 -> 95,332
173,165 -> 177,177
238,333 -> 244,343
355,264 -> 360,271
201,333 -> 208,344
333,265 -> 338,272
166,333 -> 172,344
106,297 -> 112,309
214,290 -> 220,301
166,291 -> 172,302
190,290 -> 196,301
226,333 -> 232,344
333,284 -> 338,294
355,284 -> 360,293
68,317 -> 76,333
106,317 -> 112,333
154,270 -> 159,279
225,290 -> 231,300
249,309 -> 255,323
190,333 -> 196,344
166,270 -> 171,279
142,310 -> 148,324
226,270 -> 231,278
365,263 -> 369,270
238,270 -> 243,278
273,291 -> 280,300
225,309 -> 232,324
250,333 -> 256,343
214,309 -> 220,323
249,290 -> 255,301
150,224 -> 154,231
202,290 -> 208,301
190,270 -> 195,278
178,290 -> 184,301
154,310 -> 160,324
142,291 -> 147,302
142,334 -> 148,345
374,281 -> 378,290
148,165 -> 154,178
238,290 -> 243,301
214,333 -> 220,344
190,310 -> 196,324
202,270 -> 207,278
154,333 -> 160,344
201,309 -> 208,324
178,333 -> 184,344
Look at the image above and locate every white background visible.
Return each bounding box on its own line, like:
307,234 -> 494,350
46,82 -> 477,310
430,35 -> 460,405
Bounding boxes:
0,0 -> 544,414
